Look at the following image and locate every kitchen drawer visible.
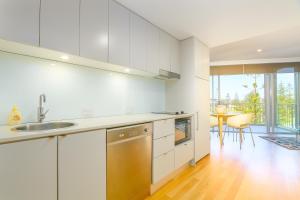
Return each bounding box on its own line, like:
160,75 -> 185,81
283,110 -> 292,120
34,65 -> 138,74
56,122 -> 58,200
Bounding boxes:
153,134 -> 175,158
152,150 -> 174,184
175,141 -> 194,169
153,119 -> 175,139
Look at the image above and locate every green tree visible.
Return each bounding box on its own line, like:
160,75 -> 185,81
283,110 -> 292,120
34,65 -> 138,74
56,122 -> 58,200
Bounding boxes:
241,75 -> 263,124
225,93 -> 231,104
277,82 -> 295,127
232,93 -> 243,112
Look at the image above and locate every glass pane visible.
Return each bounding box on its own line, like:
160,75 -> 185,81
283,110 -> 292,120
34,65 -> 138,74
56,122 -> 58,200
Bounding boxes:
210,75 -> 219,112
276,72 -> 296,130
219,74 -> 265,125
209,74 -> 266,133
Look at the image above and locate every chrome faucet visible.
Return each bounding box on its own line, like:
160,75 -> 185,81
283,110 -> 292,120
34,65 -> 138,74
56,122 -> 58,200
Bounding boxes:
37,94 -> 49,123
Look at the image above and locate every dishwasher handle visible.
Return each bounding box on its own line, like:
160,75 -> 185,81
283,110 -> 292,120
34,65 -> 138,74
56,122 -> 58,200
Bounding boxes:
107,123 -> 153,144
107,134 -> 150,146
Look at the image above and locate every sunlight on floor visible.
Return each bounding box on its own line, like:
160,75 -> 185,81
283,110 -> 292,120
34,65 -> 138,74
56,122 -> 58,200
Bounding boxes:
148,134 -> 300,200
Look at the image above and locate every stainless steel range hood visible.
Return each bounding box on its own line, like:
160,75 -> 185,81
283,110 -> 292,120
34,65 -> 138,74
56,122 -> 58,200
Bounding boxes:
155,69 -> 180,80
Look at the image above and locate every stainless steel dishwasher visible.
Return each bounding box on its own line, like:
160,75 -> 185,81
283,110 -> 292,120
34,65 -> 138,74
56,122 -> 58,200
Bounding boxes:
107,123 -> 152,200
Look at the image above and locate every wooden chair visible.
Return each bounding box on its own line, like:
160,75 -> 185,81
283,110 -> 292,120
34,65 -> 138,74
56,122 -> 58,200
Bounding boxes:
210,116 -> 218,127
225,113 -> 255,149
210,116 -> 219,136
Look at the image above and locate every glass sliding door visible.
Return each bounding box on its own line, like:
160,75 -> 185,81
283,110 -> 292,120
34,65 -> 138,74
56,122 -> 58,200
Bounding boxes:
210,75 -> 219,112
210,63 -> 300,135
210,74 -> 267,133
275,70 -> 297,133
296,72 -> 300,131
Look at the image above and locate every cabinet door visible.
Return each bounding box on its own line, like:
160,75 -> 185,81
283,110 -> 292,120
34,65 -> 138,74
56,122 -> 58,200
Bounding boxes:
175,141 -> 194,169
130,13 -> 147,71
0,137 -> 57,200
194,78 -> 210,162
80,0 -> 108,62
58,130 -> 106,200
153,119 -> 175,139
170,37 -> 180,74
40,0 -> 80,55
153,134 -> 175,158
195,41 -> 210,80
152,150 -> 174,184
159,30 -> 171,71
0,0 -> 40,46
146,22 -> 159,74
109,0 -> 130,67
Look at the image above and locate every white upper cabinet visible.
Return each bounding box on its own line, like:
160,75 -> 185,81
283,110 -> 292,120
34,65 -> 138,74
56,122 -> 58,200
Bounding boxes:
0,0 -> 180,77
159,30 -> 180,73
109,0 -> 130,67
58,130 -> 106,200
195,41 -> 210,80
130,13 -> 147,71
40,0 -> 80,55
131,13 -> 160,73
0,0 -> 40,46
170,37 -> 180,74
0,137 -> 57,200
80,0 -> 108,62
145,22 -> 159,74
159,30 -> 171,71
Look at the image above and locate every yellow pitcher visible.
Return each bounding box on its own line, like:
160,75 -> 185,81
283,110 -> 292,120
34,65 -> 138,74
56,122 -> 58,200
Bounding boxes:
8,105 -> 22,126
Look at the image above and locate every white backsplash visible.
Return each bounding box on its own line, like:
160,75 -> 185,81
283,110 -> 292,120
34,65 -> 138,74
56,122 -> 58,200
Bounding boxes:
0,51 -> 165,125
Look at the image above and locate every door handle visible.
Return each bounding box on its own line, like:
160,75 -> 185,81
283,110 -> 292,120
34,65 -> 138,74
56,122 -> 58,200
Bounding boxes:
197,112 -> 199,131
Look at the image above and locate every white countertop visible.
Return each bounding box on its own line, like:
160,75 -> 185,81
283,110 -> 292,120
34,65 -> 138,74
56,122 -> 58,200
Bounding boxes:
0,113 -> 193,144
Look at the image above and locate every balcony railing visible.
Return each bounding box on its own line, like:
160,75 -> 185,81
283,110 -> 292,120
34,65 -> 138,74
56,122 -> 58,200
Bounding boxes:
276,103 -> 296,129
210,100 -> 265,124
210,100 -> 297,129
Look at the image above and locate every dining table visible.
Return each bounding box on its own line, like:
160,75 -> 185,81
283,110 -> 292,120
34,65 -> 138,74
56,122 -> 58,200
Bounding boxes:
210,112 -> 240,146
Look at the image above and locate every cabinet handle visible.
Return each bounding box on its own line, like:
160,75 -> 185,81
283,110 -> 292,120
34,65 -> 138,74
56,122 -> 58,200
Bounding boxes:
197,112 -> 199,131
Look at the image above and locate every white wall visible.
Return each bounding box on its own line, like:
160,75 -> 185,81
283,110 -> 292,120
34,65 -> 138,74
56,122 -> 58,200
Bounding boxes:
0,51 -> 165,125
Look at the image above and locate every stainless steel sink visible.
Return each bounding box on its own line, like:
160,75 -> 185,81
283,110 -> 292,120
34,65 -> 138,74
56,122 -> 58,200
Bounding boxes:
12,122 -> 75,132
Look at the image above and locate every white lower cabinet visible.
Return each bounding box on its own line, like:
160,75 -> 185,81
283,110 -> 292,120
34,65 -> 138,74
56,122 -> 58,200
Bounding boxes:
153,134 -> 175,157
152,150 -> 174,184
58,130 -> 106,200
175,141 -> 194,169
0,137 -> 57,200
153,119 -> 175,139
152,119 -> 176,184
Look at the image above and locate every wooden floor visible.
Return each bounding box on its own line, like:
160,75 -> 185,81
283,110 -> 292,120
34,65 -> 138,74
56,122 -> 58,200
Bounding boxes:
147,133 -> 300,200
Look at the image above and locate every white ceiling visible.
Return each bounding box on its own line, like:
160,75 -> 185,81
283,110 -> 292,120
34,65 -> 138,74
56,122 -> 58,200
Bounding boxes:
116,0 -> 300,61
210,26 -> 300,62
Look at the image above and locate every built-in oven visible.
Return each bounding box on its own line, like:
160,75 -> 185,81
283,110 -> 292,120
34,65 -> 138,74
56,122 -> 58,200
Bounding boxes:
175,117 -> 191,145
